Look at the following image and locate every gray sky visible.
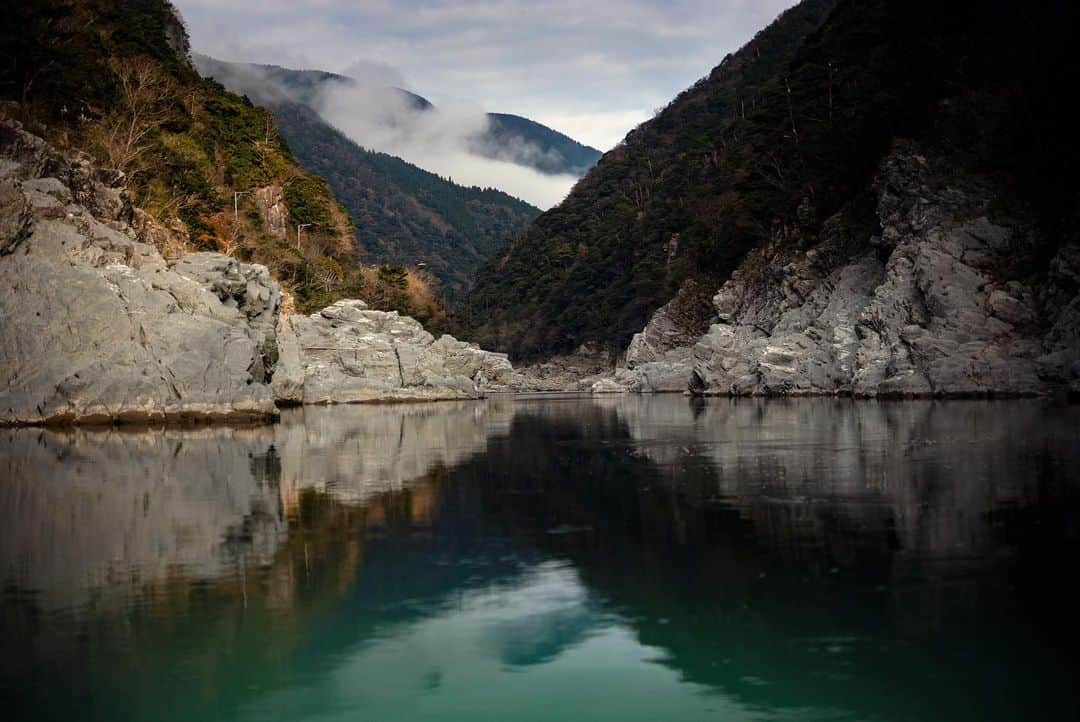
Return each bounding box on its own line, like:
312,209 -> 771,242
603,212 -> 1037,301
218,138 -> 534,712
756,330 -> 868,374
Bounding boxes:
174,0 -> 797,151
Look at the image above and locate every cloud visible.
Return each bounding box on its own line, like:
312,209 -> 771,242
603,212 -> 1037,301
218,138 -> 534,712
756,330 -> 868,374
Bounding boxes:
196,55 -> 578,208
340,59 -> 406,89
311,79 -> 579,208
174,0 -> 799,153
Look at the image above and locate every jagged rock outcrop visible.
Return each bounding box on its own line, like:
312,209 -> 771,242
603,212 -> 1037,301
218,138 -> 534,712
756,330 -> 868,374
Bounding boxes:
1,121 -> 533,425
274,300 -> 517,404
0,124 -> 281,425
619,289 -> 701,393
253,184 -> 289,239
620,143 -> 1080,397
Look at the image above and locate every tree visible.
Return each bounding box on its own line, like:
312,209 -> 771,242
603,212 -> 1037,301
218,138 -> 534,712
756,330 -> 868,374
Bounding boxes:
95,56 -> 171,173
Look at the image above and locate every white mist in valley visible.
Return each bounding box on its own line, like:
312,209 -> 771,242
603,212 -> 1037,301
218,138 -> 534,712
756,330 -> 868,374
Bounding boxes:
312,74 -> 579,209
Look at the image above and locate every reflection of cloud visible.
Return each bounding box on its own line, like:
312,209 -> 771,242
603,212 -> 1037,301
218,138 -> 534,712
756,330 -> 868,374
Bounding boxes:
241,560 -> 621,717
491,600 -> 598,668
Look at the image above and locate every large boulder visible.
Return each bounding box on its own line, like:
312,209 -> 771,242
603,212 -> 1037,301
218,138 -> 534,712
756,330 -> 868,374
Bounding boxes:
272,300 -> 517,404
0,123 -> 278,425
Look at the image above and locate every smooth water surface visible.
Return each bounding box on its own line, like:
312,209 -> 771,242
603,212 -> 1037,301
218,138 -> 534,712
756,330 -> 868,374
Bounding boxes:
2,397 -> 1079,721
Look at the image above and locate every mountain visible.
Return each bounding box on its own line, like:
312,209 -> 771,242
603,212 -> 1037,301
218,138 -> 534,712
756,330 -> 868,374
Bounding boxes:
2,0 -> 360,309
192,55 -> 543,295
2,0 -> 475,331
482,113 -> 601,177
192,56 -> 602,178
461,0 -> 1080,364
269,99 -> 539,296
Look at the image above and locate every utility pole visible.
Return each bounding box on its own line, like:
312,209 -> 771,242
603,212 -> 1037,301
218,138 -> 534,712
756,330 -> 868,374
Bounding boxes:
234,190 -> 249,223
296,223 -> 312,251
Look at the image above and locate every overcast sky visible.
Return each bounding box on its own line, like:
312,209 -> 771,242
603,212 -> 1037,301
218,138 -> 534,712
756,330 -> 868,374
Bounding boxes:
174,0 -> 796,151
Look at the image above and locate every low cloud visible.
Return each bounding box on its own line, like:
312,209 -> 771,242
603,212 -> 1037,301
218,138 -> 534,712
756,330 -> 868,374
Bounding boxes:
176,0 -> 799,155
340,59 -> 406,89
313,80 -> 578,208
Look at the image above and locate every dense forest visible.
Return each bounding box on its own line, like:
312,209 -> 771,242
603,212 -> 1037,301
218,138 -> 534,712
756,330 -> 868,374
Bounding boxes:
462,0 -> 1080,360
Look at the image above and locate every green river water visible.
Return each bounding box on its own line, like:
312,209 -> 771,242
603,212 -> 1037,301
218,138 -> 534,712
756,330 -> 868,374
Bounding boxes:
2,396 -> 1078,721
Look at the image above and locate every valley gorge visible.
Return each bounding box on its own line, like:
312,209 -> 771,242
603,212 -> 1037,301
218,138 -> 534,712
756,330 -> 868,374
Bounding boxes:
3,1 -> 1080,721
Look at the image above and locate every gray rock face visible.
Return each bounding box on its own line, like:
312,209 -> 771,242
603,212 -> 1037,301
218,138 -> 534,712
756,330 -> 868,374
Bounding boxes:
0,175 -> 33,254
172,252 -> 282,382
272,300 -> 518,404
623,142 -> 1080,397
253,185 -> 289,239
621,288 -> 698,392
0,123 -> 280,425
0,121 -> 537,424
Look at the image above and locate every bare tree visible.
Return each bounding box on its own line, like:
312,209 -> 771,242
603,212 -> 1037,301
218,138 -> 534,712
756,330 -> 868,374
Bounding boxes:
96,57 -> 171,173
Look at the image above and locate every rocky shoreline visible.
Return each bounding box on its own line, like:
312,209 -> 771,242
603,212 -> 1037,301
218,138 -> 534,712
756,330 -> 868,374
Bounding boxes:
3,122 -> 1077,428
613,143 -> 1080,399
0,120 -> 529,426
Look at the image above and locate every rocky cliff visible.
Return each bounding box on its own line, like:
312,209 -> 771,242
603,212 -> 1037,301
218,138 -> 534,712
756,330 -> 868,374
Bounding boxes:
616,144 -> 1080,397
463,0 -> 1080,373
0,121 -> 522,425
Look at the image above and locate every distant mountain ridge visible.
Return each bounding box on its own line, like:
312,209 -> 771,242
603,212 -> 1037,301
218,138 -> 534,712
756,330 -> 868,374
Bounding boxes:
192,54 -> 540,294
266,98 -> 539,296
193,55 -> 602,178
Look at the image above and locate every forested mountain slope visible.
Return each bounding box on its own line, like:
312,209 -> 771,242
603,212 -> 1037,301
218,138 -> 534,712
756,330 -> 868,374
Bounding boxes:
2,0 -> 364,314
269,100 -> 539,297
193,55 -> 542,295
193,56 -> 602,177
462,0 -> 1080,361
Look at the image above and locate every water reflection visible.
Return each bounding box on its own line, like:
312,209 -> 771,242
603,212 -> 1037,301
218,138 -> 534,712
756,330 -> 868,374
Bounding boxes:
1,397 -> 1078,721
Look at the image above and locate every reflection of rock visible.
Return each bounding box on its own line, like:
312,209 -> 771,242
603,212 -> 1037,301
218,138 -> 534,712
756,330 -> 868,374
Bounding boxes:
608,395 -> 1080,565
274,401 -> 514,504
0,400 -> 517,610
0,426 -> 284,610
